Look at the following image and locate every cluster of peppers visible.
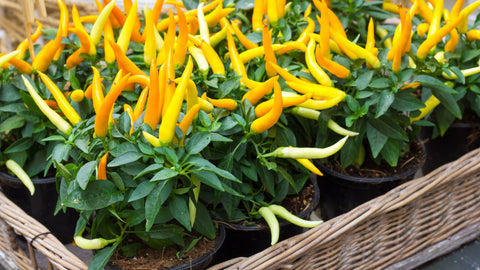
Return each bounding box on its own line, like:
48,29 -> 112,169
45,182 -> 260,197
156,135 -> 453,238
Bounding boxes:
3,0 -> 480,249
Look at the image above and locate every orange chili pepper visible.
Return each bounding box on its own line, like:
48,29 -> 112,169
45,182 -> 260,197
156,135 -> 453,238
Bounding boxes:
8,57 -> 33,75
158,57 -> 193,145
255,92 -> 312,117
91,67 -> 105,114
103,17 -> 116,65
151,0 -> 165,24
179,103 -> 201,144
66,27 -> 91,69
103,0 -> 126,27
127,74 -> 150,88
393,7 -> 413,72
133,86 -> 149,121
242,76 -> 278,105
263,23 -> 277,77
297,17 -> 315,44
16,21 -> 42,60
317,4 -> 330,59
231,21 -> 258,50
330,31 -> 380,69
109,40 -> 146,76
32,0 -> 64,73
313,0 -> 346,38
305,39 -> 332,86
97,152 -> 108,180
252,0 -> 265,32
315,45 -> 350,79
207,97 -> 238,110
95,72 -> 131,137
251,81 -> 283,133
156,10 -> 176,65
38,71 -> 82,125
144,62 -> 161,129
174,7 -> 188,68
417,14 -> 463,59
72,5 -> 96,56
226,28 -> 247,77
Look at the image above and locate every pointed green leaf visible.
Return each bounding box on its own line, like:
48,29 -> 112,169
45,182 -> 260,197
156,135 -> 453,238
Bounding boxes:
366,123 -> 388,158
63,181 -> 123,210
108,152 -> 143,167
192,171 -> 224,191
76,161 -> 96,190
145,180 -> 174,231
169,196 -> 191,231
376,91 -> 394,118
151,168 -> 178,181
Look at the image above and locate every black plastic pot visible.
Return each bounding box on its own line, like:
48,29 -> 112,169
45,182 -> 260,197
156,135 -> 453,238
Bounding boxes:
317,142 -> 425,220
212,175 -> 320,263
0,172 -> 78,244
105,225 -> 226,270
420,122 -> 480,174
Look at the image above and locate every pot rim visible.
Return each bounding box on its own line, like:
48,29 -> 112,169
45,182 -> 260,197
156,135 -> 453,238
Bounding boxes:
0,171 -> 56,185
316,139 -> 426,184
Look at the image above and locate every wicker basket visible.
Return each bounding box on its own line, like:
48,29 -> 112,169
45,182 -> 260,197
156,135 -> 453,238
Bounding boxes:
0,0 -> 99,49
0,189 -> 87,270
209,147 -> 480,270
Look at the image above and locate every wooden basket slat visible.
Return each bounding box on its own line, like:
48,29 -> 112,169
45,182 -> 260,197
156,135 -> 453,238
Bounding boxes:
211,147 -> 480,270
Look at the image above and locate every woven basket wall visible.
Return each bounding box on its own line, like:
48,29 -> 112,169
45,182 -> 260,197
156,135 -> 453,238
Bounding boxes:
210,147 -> 480,270
0,190 -> 87,270
0,0 -> 99,49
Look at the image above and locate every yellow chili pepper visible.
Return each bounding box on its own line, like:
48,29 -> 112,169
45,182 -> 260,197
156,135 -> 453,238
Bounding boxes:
417,0 -> 433,23
268,61 -> 314,86
239,44 -> 286,63
264,136 -> 348,159
32,5 -> 63,72
275,41 -> 307,54
417,14 -> 463,59
158,57 -> 193,145
255,92 -> 312,117
451,0 -> 465,18
210,25 -> 228,47
133,86 -> 149,121
226,28 -> 247,77
90,0 -> 116,46
458,0 -> 480,33
393,8 -> 413,73
117,0 -> 138,53
444,10 -> 459,53
188,35 -> 225,75
317,3 -> 331,59
242,76 -> 278,105
70,89 -> 85,102
163,47 -> 176,117
143,9 -> 156,66
97,152 -> 108,180
410,95 -> 440,122
365,18 -> 378,56
305,39 -> 333,86
416,22 -> 430,37
312,0 -> 347,38
282,91 -> 344,110
38,72 -> 81,125
53,0 -> 69,61
0,51 -> 20,70
251,81 -> 283,133
7,57 -> 33,75
267,0 -> 279,26
375,25 -> 393,49
156,10 -> 176,65
330,31 -> 381,69
91,67 -> 105,114
263,23 -> 277,77
467,29 -> 480,41
94,73 -> 131,137
207,97 -> 238,111
252,0 -> 265,32
296,17 -> 315,44
22,75 -> 72,135
286,80 -> 345,100
205,6 -> 235,28
295,157 -> 323,176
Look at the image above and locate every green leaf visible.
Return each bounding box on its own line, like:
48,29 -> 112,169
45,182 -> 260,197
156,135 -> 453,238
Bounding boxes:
169,196 -> 191,231
376,91 -> 394,118
108,152 -> 143,167
110,172 -> 126,191
218,76 -> 241,98
367,116 -> 408,141
192,171 -> 224,191
391,91 -> 425,112
366,123 -> 388,158
192,203 -> 216,239
3,137 -> 33,154
185,132 -> 211,155
369,78 -> 390,89
380,139 -> 400,167
0,84 -> 22,102
151,168 -> 178,181
431,88 -> 462,119
129,181 -> 156,202
0,115 -> 25,132
87,242 -> 120,270
76,161 -> 96,190
340,134 -> 362,168
63,181 -> 123,211
145,180 -> 174,231
134,164 -> 163,180
356,70 -> 375,91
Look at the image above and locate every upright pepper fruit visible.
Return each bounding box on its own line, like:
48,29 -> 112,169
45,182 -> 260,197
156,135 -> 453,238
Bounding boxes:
251,81 -> 283,133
